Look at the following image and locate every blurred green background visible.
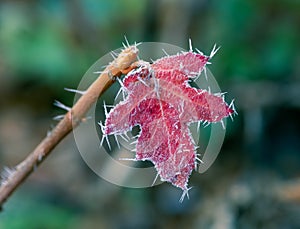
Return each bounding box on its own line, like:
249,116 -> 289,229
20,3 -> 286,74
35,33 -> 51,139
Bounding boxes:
1,0 -> 300,228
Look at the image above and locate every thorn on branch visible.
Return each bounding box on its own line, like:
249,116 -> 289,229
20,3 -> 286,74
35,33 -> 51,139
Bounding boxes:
64,88 -> 86,95
53,100 -> 71,111
1,167 -> 16,186
53,115 -> 65,121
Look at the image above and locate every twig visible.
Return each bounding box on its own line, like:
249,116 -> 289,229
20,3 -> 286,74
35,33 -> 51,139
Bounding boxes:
0,45 -> 139,209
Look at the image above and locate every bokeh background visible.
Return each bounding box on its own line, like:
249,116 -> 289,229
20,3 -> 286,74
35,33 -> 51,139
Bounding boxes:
1,0 -> 300,228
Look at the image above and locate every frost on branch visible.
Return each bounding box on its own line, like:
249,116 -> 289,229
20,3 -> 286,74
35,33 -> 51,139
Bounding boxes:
103,49 -> 234,200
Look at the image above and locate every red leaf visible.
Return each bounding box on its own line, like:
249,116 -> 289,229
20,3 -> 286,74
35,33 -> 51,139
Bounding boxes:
104,50 -> 234,199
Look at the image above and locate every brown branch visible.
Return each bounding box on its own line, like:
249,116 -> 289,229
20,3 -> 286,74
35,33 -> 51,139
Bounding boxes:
0,45 -> 139,209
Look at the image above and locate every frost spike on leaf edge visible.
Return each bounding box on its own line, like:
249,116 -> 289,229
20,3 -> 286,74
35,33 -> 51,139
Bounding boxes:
180,186 -> 192,203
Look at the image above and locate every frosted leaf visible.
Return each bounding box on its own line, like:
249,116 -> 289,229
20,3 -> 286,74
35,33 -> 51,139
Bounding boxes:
104,51 -> 234,196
